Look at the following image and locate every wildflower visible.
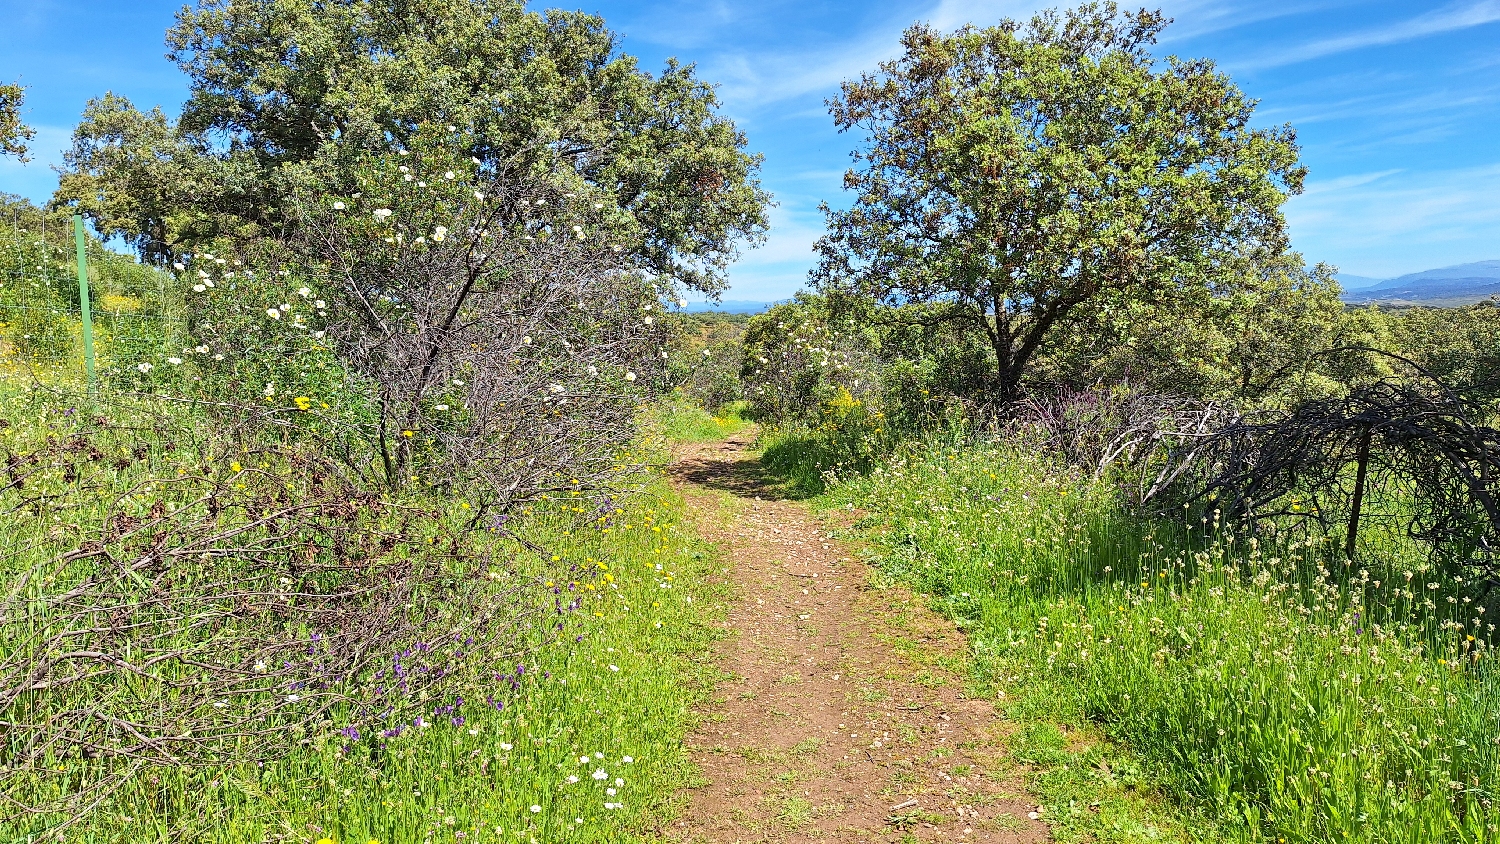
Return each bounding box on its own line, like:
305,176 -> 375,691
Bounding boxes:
606,788 -> 616,796
529,805 -> 541,814
333,201 -> 346,210
625,371 -> 636,382
433,225 -> 448,242
173,262 -> 186,271
373,208 -> 393,221
435,404 -> 450,411
167,357 -> 183,365
253,660 -> 266,671
474,191 -> 484,200
499,742 -> 513,750
608,664 -> 619,672
592,769 -> 607,780
294,396 -> 313,411
316,839 -> 334,844
315,299 -> 326,309
621,756 -> 633,763
444,171 -> 456,180
266,308 -> 281,320
297,287 -> 311,297
137,362 -> 153,374
286,694 -> 299,703
522,335 -> 532,345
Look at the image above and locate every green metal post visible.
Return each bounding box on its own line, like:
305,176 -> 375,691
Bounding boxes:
73,214 -> 97,393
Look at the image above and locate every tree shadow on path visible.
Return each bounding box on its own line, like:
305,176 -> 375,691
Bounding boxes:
667,432 -> 811,501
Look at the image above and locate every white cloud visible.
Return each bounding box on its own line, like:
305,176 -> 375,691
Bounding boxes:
1242,0 -> 1500,70
1287,163 -> 1500,277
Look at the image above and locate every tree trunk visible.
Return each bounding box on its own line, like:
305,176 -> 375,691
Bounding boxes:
1345,426 -> 1372,562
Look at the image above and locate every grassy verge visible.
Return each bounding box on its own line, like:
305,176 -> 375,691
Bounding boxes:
0,384 -> 727,843
646,394 -> 751,443
764,428 -> 1499,844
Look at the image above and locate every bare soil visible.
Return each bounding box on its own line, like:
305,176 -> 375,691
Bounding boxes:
661,432 -> 1049,843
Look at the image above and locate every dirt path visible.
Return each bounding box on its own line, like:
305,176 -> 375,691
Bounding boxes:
662,433 -> 1048,843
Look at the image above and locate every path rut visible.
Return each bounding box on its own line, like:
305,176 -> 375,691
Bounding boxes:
662,433 -> 1049,843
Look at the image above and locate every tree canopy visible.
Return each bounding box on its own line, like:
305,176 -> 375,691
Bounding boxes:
0,81 -> 35,162
54,0 -> 769,294
812,3 -> 1307,401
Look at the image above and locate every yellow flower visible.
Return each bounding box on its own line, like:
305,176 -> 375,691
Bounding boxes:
230,461 -> 242,472
316,838 -> 335,844
294,396 -> 313,411
401,429 -> 414,437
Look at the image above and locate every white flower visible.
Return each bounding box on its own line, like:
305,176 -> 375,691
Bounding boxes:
197,269 -> 210,279
195,345 -> 209,354
267,309 -> 281,320
572,225 -> 582,233
474,191 -> 484,200
548,384 -> 564,394
297,287 -> 311,297
373,208 -> 393,220
204,279 -> 215,288
213,353 -> 224,361
166,357 -> 183,365
499,742 -> 513,750
435,404 -> 450,411
314,299 -> 326,309
173,262 -> 186,271
312,331 -> 326,339
595,752 -> 604,759
403,173 -> 413,182
615,777 -> 623,786
444,170 -> 456,180
452,379 -> 465,385
593,202 -> 603,210
621,756 -> 633,763
580,756 -> 590,764
567,775 -> 579,783
522,336 -> 532,345
286,694 -> 299,703
592,769 -> 607,780
644,316 -> 653,325
398,165 -> 410,173
333,201 -> 345,210
702,349 -> 711,356
529,805 -> 541,814
398,149 -> 408,156
608,664 -> 619,671
433,225 -> 448,242
137,362 -> 153,374
213,700 -> 226,709
606,788 -> 616,796
253,661 -> 266,672
193,284 -> 206,292
447,124 -> 457,132
624,371 -> 636,382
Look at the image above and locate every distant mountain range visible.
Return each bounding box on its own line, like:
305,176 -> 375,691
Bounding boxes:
680,299 -> 779,314
1339,260 -> 1500,306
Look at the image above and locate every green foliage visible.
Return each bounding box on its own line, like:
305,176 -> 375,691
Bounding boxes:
0,383 -> 723,839
646,394 -> 749,443
664,313 -> 747,411
825,441 -> 1499,844
0,81 -> 34,162
1387,304 -> 1500,407
56,0 -> 770,292
814,3 -> 1305,400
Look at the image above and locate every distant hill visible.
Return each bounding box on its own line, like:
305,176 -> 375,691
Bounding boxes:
680,300 -> 778,314
1340,260 -> 1500,306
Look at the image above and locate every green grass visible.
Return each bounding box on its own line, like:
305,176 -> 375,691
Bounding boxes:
807,437 -> 1499,844
646,394 -> 751,443
0,385 -> 728,842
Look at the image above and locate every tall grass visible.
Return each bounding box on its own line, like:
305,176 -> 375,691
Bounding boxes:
811,436 -> 1498,843
0,382 -> 725,842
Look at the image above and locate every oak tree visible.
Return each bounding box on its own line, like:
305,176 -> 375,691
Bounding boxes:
813,3 -> 1305,401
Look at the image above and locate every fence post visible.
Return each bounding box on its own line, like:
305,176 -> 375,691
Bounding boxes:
73,214 -> 97,394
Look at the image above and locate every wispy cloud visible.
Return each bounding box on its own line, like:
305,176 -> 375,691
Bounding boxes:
1243,0 -> 1500,70
1288,163 -> 1500,276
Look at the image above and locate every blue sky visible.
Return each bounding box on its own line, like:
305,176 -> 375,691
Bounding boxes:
2,1 -> 1498,298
